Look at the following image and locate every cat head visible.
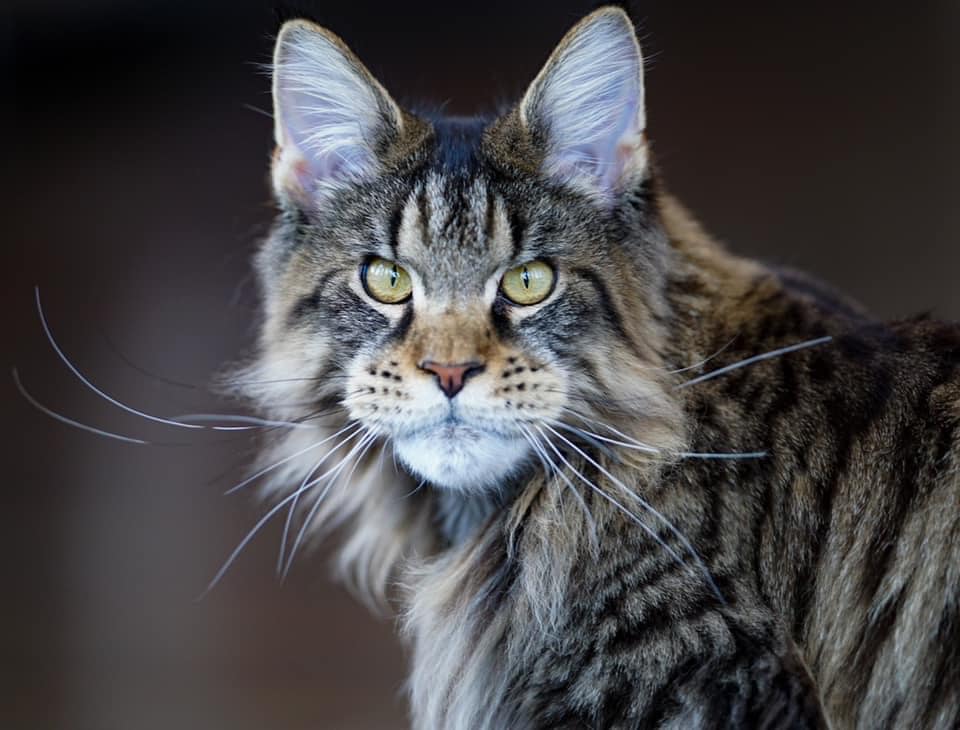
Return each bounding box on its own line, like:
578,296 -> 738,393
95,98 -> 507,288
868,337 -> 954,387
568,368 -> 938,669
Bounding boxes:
242,7 -> 682,508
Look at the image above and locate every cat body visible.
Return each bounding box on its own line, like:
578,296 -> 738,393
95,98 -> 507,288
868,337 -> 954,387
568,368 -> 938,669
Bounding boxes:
238,8 -> 960,728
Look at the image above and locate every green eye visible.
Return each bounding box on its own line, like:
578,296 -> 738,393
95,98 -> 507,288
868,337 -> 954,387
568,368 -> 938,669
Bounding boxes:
362,257 -> 413,304
500,261 -> 555,305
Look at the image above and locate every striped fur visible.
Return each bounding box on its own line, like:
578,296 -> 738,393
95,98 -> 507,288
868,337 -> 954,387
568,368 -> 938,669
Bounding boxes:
233,7 -> 960,728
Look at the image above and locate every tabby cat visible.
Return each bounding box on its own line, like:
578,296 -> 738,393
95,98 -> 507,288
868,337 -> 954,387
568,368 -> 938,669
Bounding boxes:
233,7 -> 960,728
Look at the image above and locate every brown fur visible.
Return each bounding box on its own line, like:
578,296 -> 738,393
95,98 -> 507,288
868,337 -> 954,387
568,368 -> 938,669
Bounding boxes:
237,8 -> 960,728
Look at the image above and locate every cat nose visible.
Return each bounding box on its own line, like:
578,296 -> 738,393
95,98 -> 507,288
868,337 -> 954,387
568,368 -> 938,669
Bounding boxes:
418,360 -> 485,399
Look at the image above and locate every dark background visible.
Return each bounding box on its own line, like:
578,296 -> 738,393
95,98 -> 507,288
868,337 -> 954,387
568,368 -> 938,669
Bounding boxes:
4,1 -> 958,728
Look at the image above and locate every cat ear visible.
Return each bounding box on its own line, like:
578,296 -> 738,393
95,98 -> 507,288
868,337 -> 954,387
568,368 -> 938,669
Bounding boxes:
271,20 -> 403,205
520,8 -> 647,200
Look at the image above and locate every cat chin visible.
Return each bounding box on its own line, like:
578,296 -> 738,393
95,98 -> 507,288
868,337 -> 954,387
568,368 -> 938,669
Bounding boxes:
394,427 -> 530,492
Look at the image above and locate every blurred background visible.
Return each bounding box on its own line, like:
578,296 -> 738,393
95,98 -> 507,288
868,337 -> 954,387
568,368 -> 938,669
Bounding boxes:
3,1 -> 958,728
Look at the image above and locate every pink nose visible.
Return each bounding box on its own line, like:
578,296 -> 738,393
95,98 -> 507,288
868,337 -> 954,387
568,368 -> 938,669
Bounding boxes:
419,360 -> 485,399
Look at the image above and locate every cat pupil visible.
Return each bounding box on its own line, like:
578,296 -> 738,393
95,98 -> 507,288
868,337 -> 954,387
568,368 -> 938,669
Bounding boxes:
390,266 -> 399,288
521,267 -> 530,289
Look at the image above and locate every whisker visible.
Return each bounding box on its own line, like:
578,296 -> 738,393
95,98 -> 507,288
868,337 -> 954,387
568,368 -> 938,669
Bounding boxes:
223,421 -> 361,495
36,287 -> 206,431
543,388 -> 649,409
534,425 -> 682,566
539,423 -> 725,604
519,424 -> 598,548
172,413 -> 321,430
36,287 -> 273,433
282,430 -> 378,578
197,407 -> 349,487
399,478 -> 428,500
543,420 -> 626,461
298,430 -> 376,492
242,102 -> 274,119
240,375 -> 350,386
276,426 -> 367,572
201,483 -> 314,597
557,408 -> 769,462
679,451 -> 768,460
13,368 -> 148,445
203,432 -> 372,595
550,417 -> 660,456
377,433 -> 391,477
667,336 -> 738,374
676,336 -> 833,390
557,408 -> 662,452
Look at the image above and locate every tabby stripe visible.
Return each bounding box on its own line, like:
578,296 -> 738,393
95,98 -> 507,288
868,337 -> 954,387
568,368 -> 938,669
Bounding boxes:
796,357 -> 894,636
507,207 -> 525,260
288,269 -> 341,325
637,654 -> 706,727
386,302 -> 415,344
484,190 -> 496,247
571,267 -> 635,351
604,597 -> 721,656
923,604 -> 960,726
856,396 -> 924,608
416,183 -> 430,244
387,199 -> 405,260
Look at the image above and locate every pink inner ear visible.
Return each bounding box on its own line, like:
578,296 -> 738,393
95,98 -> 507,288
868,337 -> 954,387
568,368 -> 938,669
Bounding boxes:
271,23 -> 393,201
524,11 -> 646,199
271,141 -> 313,200
291,157 -> 313,191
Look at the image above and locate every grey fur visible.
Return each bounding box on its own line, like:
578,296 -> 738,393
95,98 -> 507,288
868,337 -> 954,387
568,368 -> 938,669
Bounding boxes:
231,7 -> 960,729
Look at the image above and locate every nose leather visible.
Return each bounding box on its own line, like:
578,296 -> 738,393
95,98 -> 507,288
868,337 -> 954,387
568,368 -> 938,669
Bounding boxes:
419,360 -> 485,399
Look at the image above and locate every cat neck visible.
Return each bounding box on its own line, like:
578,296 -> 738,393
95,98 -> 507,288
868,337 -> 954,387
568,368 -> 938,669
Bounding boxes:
434,485 -> 511,546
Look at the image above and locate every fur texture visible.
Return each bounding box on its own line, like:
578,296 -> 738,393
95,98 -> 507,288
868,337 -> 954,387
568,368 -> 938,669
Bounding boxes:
233,8 -> 960,728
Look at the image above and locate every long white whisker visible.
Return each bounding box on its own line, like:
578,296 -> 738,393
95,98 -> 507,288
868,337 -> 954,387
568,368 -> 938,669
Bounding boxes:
557,408 -> 661,453
276,427 -> 366,572
13,368 -> 149,445
668,336 -> 738,374
678,451 -> 768,460
539,423 -> 725,604
519,424 -> 598,549
676,336 -> 832,390
534,425 -> 681,566
36,287 -> 287,433
282,430 -> 378,578
204,431 -> 374,596
557,409 -> 768,461
35,287 -> 216,430
202,482 -> 315,596
399,478 -> 428,500
223,422 -> 360,495
172,414 -> 321,430
549,418 -> 659,455
298,430 -> 375,492
277,455 -> 329,574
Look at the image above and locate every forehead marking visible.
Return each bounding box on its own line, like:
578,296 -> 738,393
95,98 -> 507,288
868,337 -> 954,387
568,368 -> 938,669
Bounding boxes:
394,174 -> 516,300
397,191 -> 424,260
420,173 -> 495,253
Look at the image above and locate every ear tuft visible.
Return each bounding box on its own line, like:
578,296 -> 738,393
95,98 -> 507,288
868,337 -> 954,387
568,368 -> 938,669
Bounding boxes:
272,21 -> 402,205
521,8 -> 647,200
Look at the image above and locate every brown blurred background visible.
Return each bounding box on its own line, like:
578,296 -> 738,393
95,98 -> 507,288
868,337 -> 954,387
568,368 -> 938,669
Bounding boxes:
3,1 -> 958,728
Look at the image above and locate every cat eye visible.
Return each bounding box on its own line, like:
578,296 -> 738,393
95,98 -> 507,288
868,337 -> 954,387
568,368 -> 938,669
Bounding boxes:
499,261 -> 555,306
361,257 -> 413,304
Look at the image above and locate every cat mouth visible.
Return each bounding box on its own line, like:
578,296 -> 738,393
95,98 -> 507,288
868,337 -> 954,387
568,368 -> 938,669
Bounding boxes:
433,421 -> 479,440
402,412 -> 516,442
393,415 -> 530,491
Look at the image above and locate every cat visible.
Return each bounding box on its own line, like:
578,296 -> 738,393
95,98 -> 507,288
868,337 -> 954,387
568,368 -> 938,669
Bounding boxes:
228,6 -> 960,729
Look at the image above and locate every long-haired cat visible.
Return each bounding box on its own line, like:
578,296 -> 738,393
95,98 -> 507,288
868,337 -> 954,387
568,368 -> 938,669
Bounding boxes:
231,7 -> 960,728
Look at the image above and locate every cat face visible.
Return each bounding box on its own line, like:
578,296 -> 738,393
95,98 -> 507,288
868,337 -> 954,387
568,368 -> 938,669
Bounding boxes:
244,8 -> 682,495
